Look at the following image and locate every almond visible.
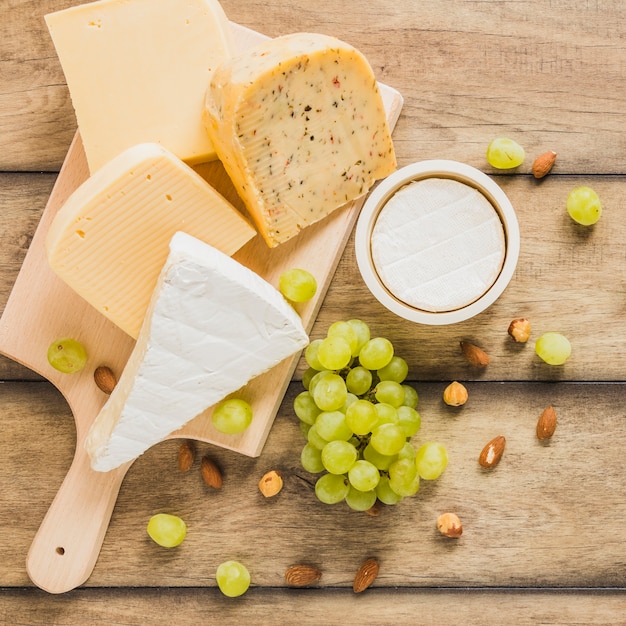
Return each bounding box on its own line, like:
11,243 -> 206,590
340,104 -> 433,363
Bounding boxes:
94,365 -> 117,394
177,440 -> 196,473
201,455 -> 222,489
443,381 -> 468,407
258,470 -> 283,497
353,557 -> 379,593
460,341 -> 490,367
508,318 -> 531,343
536,405 -> 557,440
478,435 -> 506,468
532,150 -> 557,179
365,501 -> 382,517
437,512 -> 463,538
284,564 -> 322,587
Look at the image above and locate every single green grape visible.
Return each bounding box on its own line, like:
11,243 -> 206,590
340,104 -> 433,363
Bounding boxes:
374,380 -> 405,407
363,443 -> 397,471
346,319 -> 371,355
301,443 -> 325,473
397,405 -> 421,437
397,441 -> 416,461
345,366 -> 373,396
315,472 -> 349,504
348,459 -> 380,492
321,440 -> 358,475
370,423 -> 406,456
377,356 -> 409,383
312,373 -> 347,411
278,268 -> 317,302
308,370 -> 332,396
486,137 -> 525,169
401,384 -> 419,409
301,367 -> 318,390
315,410 -> 353,442
317,336 -> 352,371
415,442 -> 448,480
146,513 -> 186,548
374,402 -> 399,426
389,470 -> 420,497
567,186 -> 602,225
358,337 -> 394,370
327,321 -> 359,356
216,560 -> 251,597
305,339 -> 325,370
535,332 -> 571,365
345,486 -> 377,511
376,474 -> 403,505
293,391 -> 321,425
306,424 -> 329,450
388,457 -> 417,494
345,399 -> 378,435
47,337 -> 88,374
212,398 -> 253,434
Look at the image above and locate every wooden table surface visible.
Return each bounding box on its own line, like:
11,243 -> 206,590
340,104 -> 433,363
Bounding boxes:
2,0 -> 626,623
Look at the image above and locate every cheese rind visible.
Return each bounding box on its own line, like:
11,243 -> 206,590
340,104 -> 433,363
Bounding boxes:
45,0 -> 234,172
85,231 -> 309,472
371,178 -> 506,312
45,143 -> 256,339
204,32 -> 396,247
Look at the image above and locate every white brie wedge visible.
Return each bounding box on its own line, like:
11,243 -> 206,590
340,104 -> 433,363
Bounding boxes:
85,231 -> 309,471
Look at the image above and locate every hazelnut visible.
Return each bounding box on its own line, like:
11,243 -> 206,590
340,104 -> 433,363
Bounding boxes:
258,470 -> 283,497
437,512 -> 463,538
443,381 -> 468,407
508,318 -> 531,343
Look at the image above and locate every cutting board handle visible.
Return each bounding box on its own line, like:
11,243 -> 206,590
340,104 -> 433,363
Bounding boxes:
26,442 -> 131,594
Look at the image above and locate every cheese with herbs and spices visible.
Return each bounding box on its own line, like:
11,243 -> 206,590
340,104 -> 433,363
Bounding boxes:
204,32 -> 396,248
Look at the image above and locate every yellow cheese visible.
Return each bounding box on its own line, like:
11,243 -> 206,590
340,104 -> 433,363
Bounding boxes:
203,32 -> 396,248
45,143 -> 256,339
45,0 -> 234,173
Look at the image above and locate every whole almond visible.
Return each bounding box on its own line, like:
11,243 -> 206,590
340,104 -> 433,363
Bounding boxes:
532,150 -> 557,179
284,564 -> 322,587
460,341 -> 490,367
437,512 -> 463,538
443,381 -> 468,407
353,557 -> 379,593
536,406 -> 557,440
201,455 -> 222,489
508,318 -> 531,343
94,365 -> 117,394
258,470 -> 283,497
478,435 -> 506,468
177,440 -> 196,472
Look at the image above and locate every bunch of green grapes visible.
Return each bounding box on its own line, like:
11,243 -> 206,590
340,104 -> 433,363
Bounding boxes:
294,319 -> 447,511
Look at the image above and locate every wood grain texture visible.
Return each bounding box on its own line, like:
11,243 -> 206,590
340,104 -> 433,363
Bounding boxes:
3,0 -> 626,618
2,0 -> 626,173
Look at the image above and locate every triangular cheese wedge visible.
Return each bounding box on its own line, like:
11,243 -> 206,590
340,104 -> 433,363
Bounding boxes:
85,231 -> 309,471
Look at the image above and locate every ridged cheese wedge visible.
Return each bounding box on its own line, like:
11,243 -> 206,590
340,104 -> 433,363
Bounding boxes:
45,143 -> 256,339
85,231 -> 309,471
204,32 -> 396,247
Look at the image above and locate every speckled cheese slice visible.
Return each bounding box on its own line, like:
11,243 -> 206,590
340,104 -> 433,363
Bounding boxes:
45,0 -> 234,173
45,143 -> 256,339
85,231 -> 309,472
204,32 -> 396,248
370,178 -> 506,312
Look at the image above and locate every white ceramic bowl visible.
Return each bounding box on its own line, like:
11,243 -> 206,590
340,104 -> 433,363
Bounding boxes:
355,160 -> 520,325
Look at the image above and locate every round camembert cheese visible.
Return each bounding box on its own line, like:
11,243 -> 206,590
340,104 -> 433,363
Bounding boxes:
370,178 -> 506,312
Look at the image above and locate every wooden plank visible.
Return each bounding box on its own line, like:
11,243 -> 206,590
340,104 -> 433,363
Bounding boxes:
2,173 -> 625,383
2,587 -> 626,625
2,380 -> 626,588
2,0 -> 626,173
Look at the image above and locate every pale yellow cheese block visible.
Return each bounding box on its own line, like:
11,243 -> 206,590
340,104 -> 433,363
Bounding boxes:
204,32 -> 397,248
45,143 -> 256,339
45,0 -> 234,173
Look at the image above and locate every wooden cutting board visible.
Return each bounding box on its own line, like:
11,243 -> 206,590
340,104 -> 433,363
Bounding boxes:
0,22 -> 403,594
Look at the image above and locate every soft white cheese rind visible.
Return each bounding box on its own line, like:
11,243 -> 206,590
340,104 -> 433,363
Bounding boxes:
85,231 -> 309,471
371,178 -> 506,312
